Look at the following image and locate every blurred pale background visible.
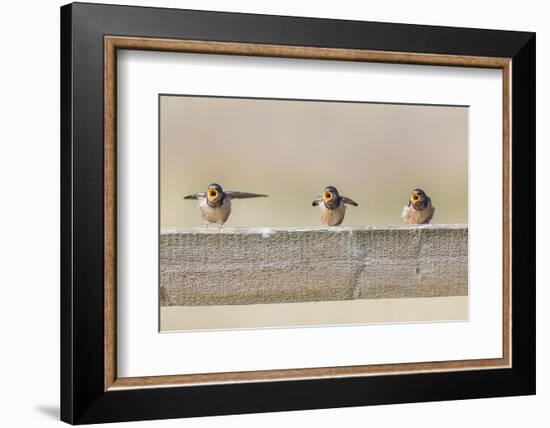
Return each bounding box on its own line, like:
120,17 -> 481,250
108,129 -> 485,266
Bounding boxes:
160,95 -> 468,228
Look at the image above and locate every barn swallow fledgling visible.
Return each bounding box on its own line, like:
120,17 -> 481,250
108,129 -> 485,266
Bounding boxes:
401,188 -> 435,224
184,183 -> 268,227
312,186 -> 358,227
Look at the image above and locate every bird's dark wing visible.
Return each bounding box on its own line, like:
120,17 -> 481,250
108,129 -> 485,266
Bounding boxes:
225,191 -> 268,199
341,196 -> 358,207
312,197 -> 322,206
183,192 -> 206,200
425,205 -> 435,223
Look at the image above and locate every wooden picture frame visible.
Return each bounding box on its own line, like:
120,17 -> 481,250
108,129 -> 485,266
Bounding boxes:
61,2 -> 535,424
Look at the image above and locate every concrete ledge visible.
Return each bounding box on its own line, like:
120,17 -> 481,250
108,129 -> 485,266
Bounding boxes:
160,225 -> 468,306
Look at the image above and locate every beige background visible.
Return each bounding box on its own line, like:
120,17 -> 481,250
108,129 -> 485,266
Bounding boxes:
160,96 -> 468,228
161,297 -> 468,331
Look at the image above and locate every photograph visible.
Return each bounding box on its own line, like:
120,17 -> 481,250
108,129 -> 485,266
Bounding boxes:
56,2 -> 536,424
159,94 -> 469,331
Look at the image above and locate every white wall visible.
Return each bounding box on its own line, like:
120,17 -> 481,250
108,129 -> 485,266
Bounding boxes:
0,0 -> 546,427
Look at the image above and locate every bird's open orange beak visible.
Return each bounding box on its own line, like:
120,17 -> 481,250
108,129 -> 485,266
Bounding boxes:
207,188 -> 218,200
411,192 -> 420,203
323,191 -> 333,202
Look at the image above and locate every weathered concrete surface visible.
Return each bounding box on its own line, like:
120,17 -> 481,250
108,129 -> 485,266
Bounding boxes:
160,225 -> 468,306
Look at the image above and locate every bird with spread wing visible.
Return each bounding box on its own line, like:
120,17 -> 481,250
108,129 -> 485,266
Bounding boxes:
312,185 -> 358,227
184,183 -> 268,227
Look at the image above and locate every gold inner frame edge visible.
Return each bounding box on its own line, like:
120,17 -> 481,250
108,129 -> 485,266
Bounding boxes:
104,35 -> 512,391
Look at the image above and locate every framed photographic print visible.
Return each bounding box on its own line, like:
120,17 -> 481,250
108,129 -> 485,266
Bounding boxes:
60,2 -> 535,424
